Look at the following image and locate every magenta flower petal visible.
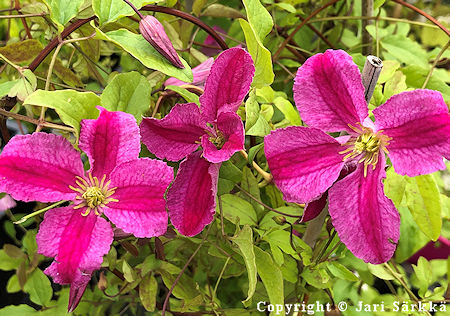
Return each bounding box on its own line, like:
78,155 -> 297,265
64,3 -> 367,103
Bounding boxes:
140,103 -> 206,161
202,111 -> 245,163
68,281 -> 89,313
264,126 -> 345,203
373,90 -> 450,176
104,158 -> 174,238
139,15 -> 184,68
36,206 -> 113,286
199,47 -> 255,121
301,193 -> 328,222
164,58 -> 214,88
294,50 -> 368,133
0,133 -> 83,202
79,107 -> 141,179
328,155 -> 400,264
167,151 -> 219,236
201,26 -> 225,57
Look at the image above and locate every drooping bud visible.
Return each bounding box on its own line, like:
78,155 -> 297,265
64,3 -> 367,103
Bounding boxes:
139,15 -> 184,69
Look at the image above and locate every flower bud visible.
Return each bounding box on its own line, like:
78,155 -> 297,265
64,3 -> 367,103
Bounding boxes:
272,215 -> 287,225
164,57 -> 214,88
139,15 -> 184,69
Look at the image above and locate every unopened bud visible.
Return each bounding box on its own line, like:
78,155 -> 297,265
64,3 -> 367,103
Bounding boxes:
139,16 -> 184,69
272,216 -> 287,225
98,271 -> 107,291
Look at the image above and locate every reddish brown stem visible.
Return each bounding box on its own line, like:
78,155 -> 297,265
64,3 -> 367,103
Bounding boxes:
142,5 -> 228,50
28,17 -> 95,71
299,16 -> 336,49
14,0 -> 32,39
392,0 -> 450,37
28,5 -> 228,72
273,0 -> 340,61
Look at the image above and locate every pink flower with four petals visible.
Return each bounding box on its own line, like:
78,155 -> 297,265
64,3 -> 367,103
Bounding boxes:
264,49 -> 450,264
140,47 -> 255,236
0,108 -> 173,311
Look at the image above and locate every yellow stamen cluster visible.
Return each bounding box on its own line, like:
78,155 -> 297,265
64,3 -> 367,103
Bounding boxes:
340,123 -> 391,177
207,129 -> 226,149
69,173 -> 118,216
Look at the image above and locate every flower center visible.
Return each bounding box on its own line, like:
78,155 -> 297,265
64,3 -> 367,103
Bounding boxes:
340,123 -> 391,177
205,124 -> 226,149
209,130 -> 226,149
69,173 -> 118,216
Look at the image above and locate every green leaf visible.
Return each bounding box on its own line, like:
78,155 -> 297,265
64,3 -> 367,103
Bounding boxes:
0,39 -> 42,63
8,69 -> 37,102
6,275 -> 20,293
401,65 -> 450,102
384,168 -> 407,207
93,0 -> 158,26
0,249 -> 22,271
254,246 -> 284,315
395,206 -> 430,263
159,270 -> 199,300
231,226 -> 257,306
101,72 -> 151,123
404,174 -> 442,241
242,0 -> 273,40
139,273 -> 157,312
382,35 -> 428,68
374,0 -> 386,10
122,260 -> 137,282
0,81 -> 17,98
327,262 -> 359,282
240,167 -> 264,216
24,89 -> 100,138
0,305 -> 37,315
22,230 -> 38,256
43,0 -> 85,32
301,264 -> 332,289
94,27 -> 193,82
383,71 -> 407,102
273,96 -> 301,125
239,18 -> 274,88
413,256 -> 433,298
24,269 -> 52,306
247,143 -> 264,165
219,194 -> 258,226
367,264 -> 395,280
165,85 -> 200,105
378,60 -> 401,83
202,4 -> 246,19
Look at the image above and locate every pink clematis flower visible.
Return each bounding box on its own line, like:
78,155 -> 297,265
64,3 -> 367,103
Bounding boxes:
0,108 -> 173,311
164,57 -> 214,89
140,47 -> 255,236
264,49 -> 450,264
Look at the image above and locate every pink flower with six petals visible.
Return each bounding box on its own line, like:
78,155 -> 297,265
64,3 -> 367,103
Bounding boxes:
140,47 -> 255,236
264,49 -> 450,264
0,108 -> 173,311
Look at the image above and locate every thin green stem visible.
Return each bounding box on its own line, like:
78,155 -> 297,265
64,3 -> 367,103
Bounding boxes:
161,225 -> 211,316
422,40 -> 450,89
212,257 -> 230,299
15,200 -> 66,224
235,184 -> 302,218
0,108 -> 75,132
308,15 -> 440,29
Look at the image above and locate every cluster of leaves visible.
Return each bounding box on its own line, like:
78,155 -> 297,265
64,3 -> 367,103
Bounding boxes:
0,0 -> 449,315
